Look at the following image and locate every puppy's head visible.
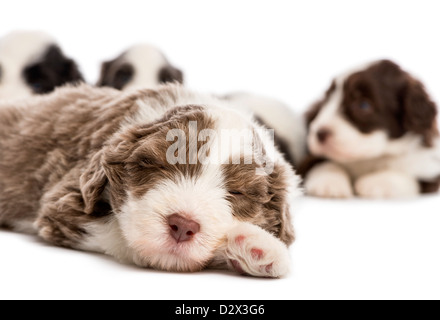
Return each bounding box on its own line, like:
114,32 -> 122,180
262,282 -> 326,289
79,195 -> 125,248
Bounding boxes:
80,91 -> 297,272
96,44 -> 183,90
307,60 -> 438,163
0,31 -> 84,100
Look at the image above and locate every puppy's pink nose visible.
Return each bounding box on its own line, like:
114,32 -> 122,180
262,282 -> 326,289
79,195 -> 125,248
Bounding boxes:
317,128 -> 332,144
168,214 -> 200,243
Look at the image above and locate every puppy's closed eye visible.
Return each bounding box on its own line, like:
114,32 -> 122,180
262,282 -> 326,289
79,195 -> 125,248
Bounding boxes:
246,188 -> 273,203
224,164 -> 273,203
138,157 -> 166,169
228,187 -> 272,204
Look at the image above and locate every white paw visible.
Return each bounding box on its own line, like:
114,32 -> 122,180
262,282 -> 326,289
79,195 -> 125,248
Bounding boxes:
224,223 -> 290,278
305,162 -> 353,198
355,171 -> 420,198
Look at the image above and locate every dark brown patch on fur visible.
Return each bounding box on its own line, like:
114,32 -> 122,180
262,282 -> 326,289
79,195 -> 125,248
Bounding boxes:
158,65 -> 184,84
0,222 -> 12,230
223,160 -> 295,245
96,52 -> 134,90
23,45 -> 84,94
342,60 -> 438,146
296,155 -> 326,179
419,177 -> 440,194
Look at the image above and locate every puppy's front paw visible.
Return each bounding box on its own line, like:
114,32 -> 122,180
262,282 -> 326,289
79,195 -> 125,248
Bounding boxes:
355,171 -> 420,198
224,223 -> 290,278
305,162 -> 353,198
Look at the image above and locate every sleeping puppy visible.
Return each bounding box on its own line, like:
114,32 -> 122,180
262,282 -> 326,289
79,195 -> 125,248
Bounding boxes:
0,84 -> 299,277
224,92 -> 307,168
302,60 -> 440,198
0,30 -> 83,100
97,44 -> 183,90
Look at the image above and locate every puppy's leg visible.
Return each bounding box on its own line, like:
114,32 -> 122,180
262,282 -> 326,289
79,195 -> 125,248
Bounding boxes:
305,161 -> 354,198
212,222 -> 291,278
355,170 -> 420,198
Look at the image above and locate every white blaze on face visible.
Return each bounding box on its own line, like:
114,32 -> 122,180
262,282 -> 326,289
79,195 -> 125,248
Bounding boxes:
118,163 -> 233,272
0,31 -> 54,100
308,63 -> 392,163
122,44 -> 168,91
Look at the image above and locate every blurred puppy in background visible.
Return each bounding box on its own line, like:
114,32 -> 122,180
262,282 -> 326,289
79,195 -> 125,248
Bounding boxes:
96,43 -> 183,90
0,31 -> 84,100
301,60 -> 440,198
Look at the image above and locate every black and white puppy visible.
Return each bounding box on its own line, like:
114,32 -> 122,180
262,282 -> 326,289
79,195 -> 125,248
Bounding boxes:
302,60 -> 440,198
96,44 -> 183,90
0,31 -> 84,100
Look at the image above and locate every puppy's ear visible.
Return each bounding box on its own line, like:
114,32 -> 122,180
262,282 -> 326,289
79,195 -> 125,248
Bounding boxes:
279,204 -> 295,245
403,78 -> 438,146
80,140 -> 133,214
45,45 -> 84,84
60,58 -> 84,83
97,61 -> 134,90
80,150 -> 108,214
158,65 -> 184,84
96,61 -> 113,87
267,163 -> 296,245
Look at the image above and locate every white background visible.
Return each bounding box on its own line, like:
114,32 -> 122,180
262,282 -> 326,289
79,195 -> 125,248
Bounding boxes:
1,0 -> 440,300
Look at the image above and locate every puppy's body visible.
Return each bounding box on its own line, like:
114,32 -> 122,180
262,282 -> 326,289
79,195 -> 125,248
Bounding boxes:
0,84 -> 298,277
305,137 -> 440,198
0,31 -> 83,100
302,60 -> 440,198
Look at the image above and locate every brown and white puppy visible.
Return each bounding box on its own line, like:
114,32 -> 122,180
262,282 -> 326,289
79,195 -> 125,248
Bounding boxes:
0,84 -> 299,277
302,60 -> 440,198
0,31 -> 83,100
97,44 -> 183,90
